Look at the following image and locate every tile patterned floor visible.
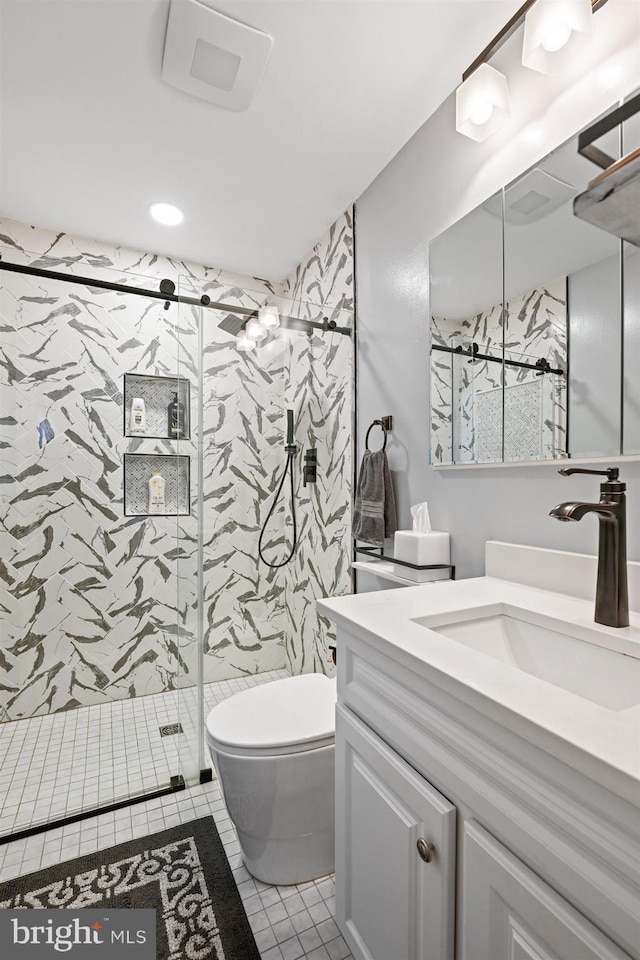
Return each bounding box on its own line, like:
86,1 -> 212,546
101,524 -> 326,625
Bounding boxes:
0,774 -> 353,960
0,670 -> 289,837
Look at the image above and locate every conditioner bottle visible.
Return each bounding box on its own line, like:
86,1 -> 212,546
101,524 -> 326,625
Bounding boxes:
129,397 -> 146,436
148,471 -> 166,514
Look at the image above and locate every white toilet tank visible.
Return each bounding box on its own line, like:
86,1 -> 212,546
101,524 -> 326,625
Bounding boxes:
205,674 -> 337,885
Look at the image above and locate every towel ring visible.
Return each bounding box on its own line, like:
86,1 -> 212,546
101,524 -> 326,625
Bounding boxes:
365,419 -> 387,452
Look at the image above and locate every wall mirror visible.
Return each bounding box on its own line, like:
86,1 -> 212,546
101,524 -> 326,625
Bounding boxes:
430,91 -> 639,466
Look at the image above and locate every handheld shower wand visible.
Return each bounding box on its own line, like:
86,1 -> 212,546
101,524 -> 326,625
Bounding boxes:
286,408 -> 294,448
258,409 -> 299,568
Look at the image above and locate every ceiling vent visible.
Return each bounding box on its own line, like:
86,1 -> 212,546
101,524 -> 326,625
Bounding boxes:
483,169 -> 576,224
162,0 -> 272,112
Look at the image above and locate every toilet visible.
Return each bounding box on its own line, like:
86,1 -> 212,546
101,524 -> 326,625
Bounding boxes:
205,673 -> 337,885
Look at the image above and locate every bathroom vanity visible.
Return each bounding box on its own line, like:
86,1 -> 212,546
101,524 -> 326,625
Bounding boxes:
318,543 -> 640,960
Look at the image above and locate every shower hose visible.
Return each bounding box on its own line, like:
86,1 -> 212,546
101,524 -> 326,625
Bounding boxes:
258,414 -> 298,568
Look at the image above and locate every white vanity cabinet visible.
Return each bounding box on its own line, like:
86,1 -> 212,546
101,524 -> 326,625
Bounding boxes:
336,705 -> 456,960
461,821 -> 632,960
333,628 -> 640,960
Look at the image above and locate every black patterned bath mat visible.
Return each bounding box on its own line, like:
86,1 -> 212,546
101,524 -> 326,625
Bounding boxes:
0,817 -> 260,959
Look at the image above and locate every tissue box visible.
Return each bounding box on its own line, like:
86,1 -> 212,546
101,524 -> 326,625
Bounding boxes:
393,531 -> 450,581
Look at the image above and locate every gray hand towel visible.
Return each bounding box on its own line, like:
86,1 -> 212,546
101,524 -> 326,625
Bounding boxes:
352,449 -> 397,547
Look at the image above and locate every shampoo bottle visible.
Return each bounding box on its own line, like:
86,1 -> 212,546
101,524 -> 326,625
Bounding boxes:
168,392 -> 185,438
130,397 -> 146,436
148,471 -> 166,514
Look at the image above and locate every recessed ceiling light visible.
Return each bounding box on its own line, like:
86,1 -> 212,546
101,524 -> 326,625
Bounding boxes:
149,202 -> 184,226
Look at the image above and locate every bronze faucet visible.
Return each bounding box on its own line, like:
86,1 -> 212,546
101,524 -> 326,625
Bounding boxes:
550,467 -> 629,628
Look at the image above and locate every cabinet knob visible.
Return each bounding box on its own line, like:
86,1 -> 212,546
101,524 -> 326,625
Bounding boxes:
416,838 -> 435,863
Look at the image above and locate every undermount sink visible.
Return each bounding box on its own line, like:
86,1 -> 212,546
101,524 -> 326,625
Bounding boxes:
412,604 -> 640,711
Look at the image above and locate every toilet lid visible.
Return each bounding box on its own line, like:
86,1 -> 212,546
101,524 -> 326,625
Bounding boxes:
205,674 -> 337,752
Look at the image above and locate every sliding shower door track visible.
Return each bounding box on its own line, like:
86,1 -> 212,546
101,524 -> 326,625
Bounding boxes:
0,776 -> 186,846
0,257 -> 351,336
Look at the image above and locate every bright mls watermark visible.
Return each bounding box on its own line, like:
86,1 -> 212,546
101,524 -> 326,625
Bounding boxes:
1,910 -> 155,957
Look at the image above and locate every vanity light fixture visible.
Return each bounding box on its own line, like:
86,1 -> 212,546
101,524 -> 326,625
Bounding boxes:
149,202 -> 184,226
236,329 -> 255,352
246,316 -> 268,341
456,0 -> 608,141
522,0 -> 593,74
258,304 -> 280,329
234,305 -> 280,351
456,63 -> 511,142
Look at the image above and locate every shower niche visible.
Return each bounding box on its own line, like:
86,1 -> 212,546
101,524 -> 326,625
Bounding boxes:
123,452 -> 191,517
124,372 -> 190,439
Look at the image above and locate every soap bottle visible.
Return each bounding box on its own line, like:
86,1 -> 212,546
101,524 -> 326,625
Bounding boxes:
129,397 -> 146,436
148,471 -> 166,514
168,392 -> 185,438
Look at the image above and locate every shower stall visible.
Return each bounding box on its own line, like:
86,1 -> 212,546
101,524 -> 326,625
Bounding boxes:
0,229 -> 353,841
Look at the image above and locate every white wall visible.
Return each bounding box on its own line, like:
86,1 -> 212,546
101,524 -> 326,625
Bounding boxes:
355,0 -> 640,580
568,254 -> 622,458
623,246 -> 640,455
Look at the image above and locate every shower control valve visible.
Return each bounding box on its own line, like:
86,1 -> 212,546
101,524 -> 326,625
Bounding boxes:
303,448 -> 317,486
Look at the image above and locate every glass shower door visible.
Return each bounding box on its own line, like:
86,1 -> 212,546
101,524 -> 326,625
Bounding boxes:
0,244 -> 193,836
173,274 -> 205,787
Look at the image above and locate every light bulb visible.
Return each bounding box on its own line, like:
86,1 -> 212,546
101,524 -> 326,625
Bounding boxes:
246,317 -> 267,341
455,64 -> 510,142
541,21 -> 572,52
522,0 -> 592,75
469,100 -> 494,126
236,330 -> 255,352
259,304 -> 280,328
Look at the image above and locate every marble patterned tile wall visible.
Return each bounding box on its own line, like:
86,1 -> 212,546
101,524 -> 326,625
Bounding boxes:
280,208 -> 354,675
0,216 -> 288,719
281,208 -> 354,315
197,302 -> 289,683
0,206 -> 355,719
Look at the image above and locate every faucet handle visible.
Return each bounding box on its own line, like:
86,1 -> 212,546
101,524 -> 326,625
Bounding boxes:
559,467 -> 619,481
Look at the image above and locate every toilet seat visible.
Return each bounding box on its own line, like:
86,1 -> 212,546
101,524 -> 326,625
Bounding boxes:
205,674 -> 337,758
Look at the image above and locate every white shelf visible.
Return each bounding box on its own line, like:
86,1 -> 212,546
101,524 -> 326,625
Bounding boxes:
352,561 -> 449,587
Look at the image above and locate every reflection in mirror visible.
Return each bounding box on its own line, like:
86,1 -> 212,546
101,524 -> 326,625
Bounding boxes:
430,192 -> 504,464
623,95 -> 640,456
430,188 -> 569,465
502,278 -> 567,463
505,116 -> 620,460
430,91 -> 639,466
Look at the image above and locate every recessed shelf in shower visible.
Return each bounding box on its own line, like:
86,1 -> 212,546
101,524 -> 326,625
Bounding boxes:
123,372 -> 191,439
123,453 -> 191,517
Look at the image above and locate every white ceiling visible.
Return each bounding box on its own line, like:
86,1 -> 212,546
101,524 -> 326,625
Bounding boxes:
0,0 -> 524,280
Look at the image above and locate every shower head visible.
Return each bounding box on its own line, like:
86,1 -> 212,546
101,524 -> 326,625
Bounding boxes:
218,313 -> 248,337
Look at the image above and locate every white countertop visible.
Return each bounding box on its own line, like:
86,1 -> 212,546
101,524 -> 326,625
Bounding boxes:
318,575 -> 640,801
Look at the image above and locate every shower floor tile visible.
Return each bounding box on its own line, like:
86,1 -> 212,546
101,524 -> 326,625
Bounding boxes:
0,669 -> 288,838
0,779 -> 354,960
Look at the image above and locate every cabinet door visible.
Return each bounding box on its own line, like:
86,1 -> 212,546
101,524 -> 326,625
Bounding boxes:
462,821 -> 632,960
335,704 -> 456,960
